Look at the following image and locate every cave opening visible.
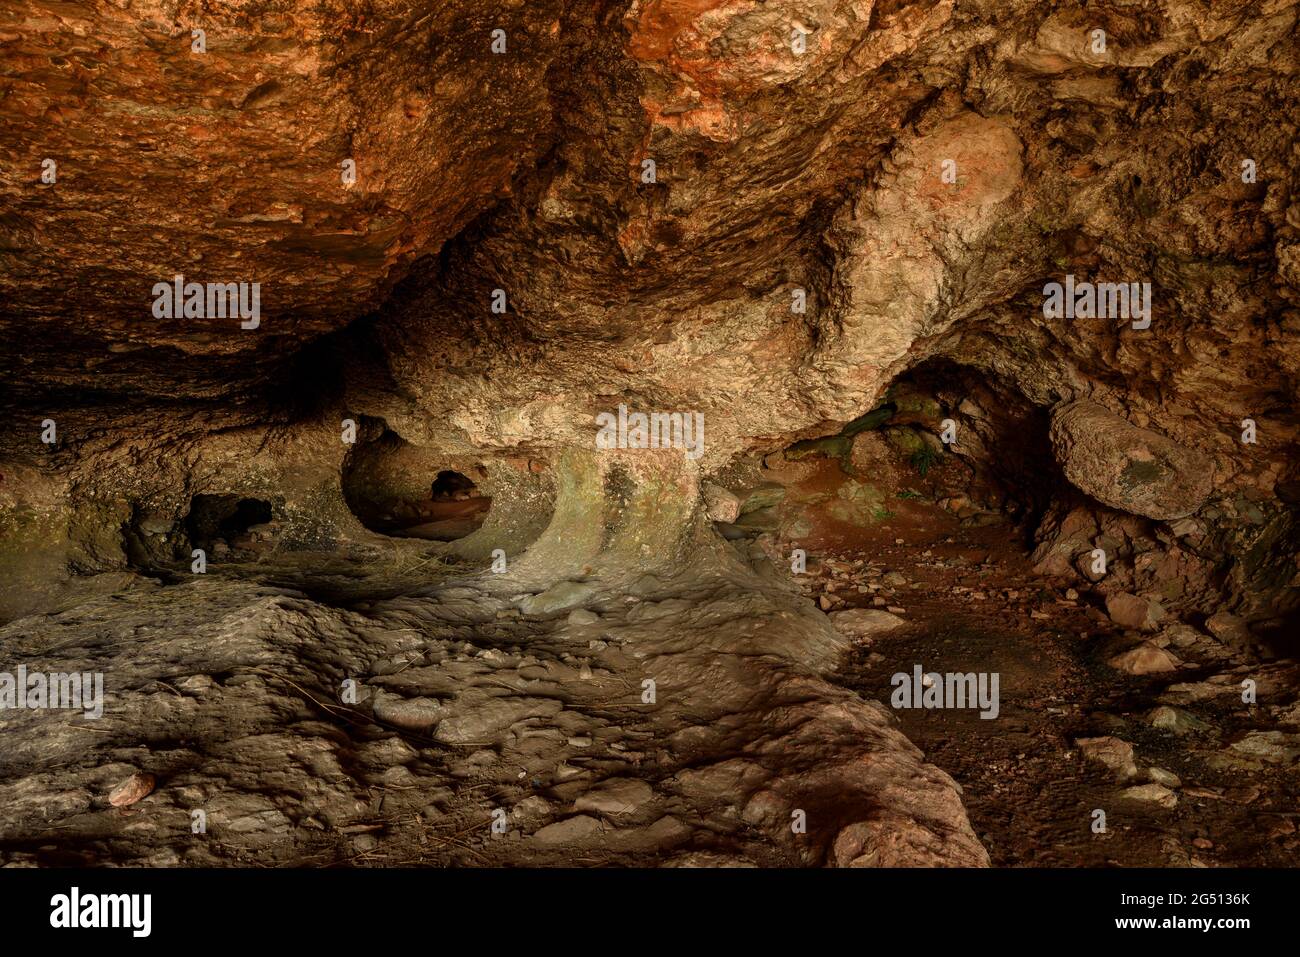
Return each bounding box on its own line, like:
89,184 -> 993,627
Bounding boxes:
342,430 -> 492,541
748,362 -> 1178,869
185,495 -> 275,554
431,469 -> 478,500
883,357 -> 1061,539
725,358 -> 1062,559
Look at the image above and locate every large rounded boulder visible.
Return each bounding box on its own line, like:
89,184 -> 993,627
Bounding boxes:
1049,400 -> 1214,521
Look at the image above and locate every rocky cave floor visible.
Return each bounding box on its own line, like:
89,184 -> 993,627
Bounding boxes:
764,449 -> 1300,868
3,430 -> 1295,869
825,523 -> 1300,868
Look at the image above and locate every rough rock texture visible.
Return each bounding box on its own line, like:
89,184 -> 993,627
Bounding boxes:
1,0 -> 573,403
5,0 -> 1296,618
2,0 -> 1299,868
1050,399 -> 1214,520
0,462 -> 987,867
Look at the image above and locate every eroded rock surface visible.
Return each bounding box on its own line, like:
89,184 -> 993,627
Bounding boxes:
1,0 -> 1298,869
0,468 -> 987,866
1051,400 -> 1214,520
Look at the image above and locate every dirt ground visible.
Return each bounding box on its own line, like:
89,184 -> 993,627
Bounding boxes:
776,468 -> 1300,867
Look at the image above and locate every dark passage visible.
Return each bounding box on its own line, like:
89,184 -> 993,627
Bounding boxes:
186,495 -> 274,551
342,430 -> 492,541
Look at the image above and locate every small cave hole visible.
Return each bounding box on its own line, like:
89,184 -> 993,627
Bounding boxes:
414,469 -> 492,540
431,469 -> 478,500
185,494 -> 275,555
342,430 -> 491,541
885,358 -> 1060,535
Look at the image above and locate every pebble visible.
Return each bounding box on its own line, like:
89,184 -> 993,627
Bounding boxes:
1146,767 -> 1181,788
108,772 -> 156,808
829,608 -> 906,639
510,795 -> 552,825
373,693 -> 443,732
1108,642 -> 1181,675
1119,783 -> 1178,809
1147,705 -> 1209,733
1075,736 -> 1139,781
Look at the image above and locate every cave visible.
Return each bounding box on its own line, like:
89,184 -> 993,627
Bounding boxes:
1,0 -> 1299,899
341,430 -> 493,541
431,470 -> 477,500
185,495 -> 275,553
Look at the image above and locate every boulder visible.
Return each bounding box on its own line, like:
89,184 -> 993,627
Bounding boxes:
1050,400 -> 1213,520
737,483 -> 787,515
1205,611 -> 1258,656
701,483 -> 741,523
1105,593 -> 1165,631
1108,641 -> 1181,674
829,608 -> 907,639
1075,736 -> 1139,781
1226,731 -> 1300,766
828,481 -> 889,526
